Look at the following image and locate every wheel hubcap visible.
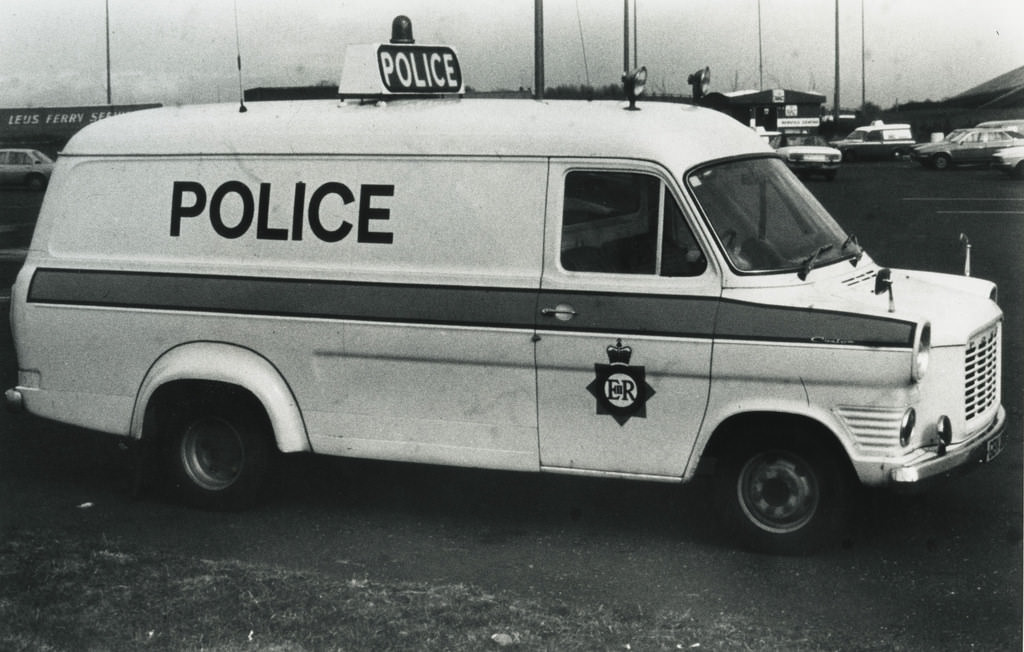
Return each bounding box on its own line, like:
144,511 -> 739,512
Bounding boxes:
737,452 -> 819,534
180,417 -> 245,491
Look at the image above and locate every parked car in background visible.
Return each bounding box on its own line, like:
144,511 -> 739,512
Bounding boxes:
828,122 -> 915,161
910,128 -> 1023,170
0,148 -> 54,190
770,133 -> 842,180
975,118 -> 1024,134
993,144 -> 1024,179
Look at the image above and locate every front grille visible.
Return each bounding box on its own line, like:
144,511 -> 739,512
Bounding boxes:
965,325 -> 1000,422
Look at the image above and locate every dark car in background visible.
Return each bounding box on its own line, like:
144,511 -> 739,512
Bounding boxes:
0,148 -> 54,190
828,122 -> 915,161
910,128 -> 1023,170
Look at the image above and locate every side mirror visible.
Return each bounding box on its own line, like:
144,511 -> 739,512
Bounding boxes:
874,267 -> 895,313
873,267 -> 891,295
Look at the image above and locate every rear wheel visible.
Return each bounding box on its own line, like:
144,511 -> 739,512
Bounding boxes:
932,153 -> 952,170
1012,161 -> 1024,180
715,429 -> 850,554
161,386 -> 275,510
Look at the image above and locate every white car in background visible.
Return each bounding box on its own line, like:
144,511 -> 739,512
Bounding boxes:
0,148 -> 54,191
770,133 -> 842,181
993,144 -> 1024,179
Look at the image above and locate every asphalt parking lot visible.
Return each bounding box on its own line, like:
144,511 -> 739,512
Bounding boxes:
0,160 -> 1021,650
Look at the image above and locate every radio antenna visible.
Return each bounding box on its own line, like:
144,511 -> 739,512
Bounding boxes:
234,0 -> 247,113
575,0 -> 590,88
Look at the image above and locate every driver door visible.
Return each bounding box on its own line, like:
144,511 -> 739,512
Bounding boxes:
534,161 -> 719,477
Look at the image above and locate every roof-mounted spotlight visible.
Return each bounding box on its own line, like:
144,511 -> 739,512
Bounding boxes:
390,15 -> 414,44
622,67 -> 647,110
687,66 -> 710,102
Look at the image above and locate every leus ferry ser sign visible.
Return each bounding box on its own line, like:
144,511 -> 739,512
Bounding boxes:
0,104 -> 160,139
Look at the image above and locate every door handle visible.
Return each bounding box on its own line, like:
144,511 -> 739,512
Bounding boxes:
541,303 -> 577,321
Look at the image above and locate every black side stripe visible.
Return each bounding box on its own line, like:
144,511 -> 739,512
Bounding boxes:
28,268 -> 538,330
27,268 -> 916,347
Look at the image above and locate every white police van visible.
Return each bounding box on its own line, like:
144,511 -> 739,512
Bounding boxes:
5,18 -> 1005,553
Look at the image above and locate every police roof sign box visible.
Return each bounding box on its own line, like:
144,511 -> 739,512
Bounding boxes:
337,16 -> 462,99
339,43 -> 463,98
338,16 -> 463,99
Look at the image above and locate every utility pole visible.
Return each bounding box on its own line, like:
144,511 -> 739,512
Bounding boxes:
833,0 -> 840,123
623,0 -> 630,72
861,0 -> 866,109
535,0 -> 544,99
626,0 -> 634,71
105,0 -> 112,104
758,0 -> 764,90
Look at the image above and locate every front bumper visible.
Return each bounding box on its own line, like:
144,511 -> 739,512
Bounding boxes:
785,161 -> 839,172
889,405 -> 1006,484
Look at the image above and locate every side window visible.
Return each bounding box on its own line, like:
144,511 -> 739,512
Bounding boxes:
560,170 -> 705,277
561,171 -> 659,274
662,191 -> 707,277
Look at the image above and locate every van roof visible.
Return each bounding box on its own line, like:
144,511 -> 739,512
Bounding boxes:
61,98 -> 771,173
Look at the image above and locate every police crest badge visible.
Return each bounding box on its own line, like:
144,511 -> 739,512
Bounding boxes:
586,339 -> 655,426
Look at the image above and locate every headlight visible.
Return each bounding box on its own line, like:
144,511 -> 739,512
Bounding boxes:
912,322 -> 931,382
899,408 -> 916,447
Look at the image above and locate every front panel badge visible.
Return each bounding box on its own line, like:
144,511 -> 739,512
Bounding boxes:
586,339 -> 655,426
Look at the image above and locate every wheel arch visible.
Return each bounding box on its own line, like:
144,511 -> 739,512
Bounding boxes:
130,341 -> 310,453
702,411 -> 855,480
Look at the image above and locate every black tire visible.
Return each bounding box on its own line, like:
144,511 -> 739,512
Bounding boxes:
25,174 -> 46,191
715,429 -> 850,554
932,154 -> 952,171
161,387 -> 276,510
1011,162 -> 1024,180
841,149 -> 857,163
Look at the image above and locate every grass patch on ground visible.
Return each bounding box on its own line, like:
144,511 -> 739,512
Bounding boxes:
0,527 -> 859,651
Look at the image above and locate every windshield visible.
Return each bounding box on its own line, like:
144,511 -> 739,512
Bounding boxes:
780,135 -> 830,148
687,157 -> 855,275
945,129 -> 969,143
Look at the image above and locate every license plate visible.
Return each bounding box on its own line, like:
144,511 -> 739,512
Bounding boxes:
986,434 -> 1004,462
805,154 -> 826,162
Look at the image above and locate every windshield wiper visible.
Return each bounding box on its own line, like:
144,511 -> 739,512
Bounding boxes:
841,233 -> 863,266
798,244 -> 834,281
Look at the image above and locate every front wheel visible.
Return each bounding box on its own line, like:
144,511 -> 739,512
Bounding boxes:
715,432 -> 850,554
25,174 -> 47,191
162,388 -> 276,510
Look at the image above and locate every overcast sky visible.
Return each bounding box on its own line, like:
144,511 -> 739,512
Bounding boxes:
2,0 -> 1022,109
